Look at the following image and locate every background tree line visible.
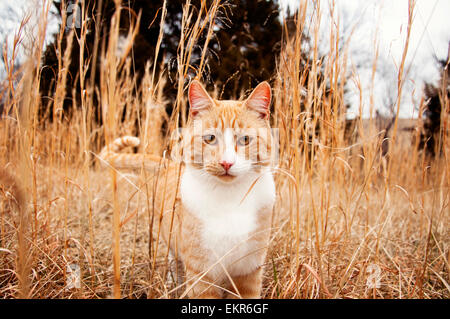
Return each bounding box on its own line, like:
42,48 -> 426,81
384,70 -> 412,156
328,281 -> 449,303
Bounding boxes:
39,1 -> 448,158
40,0 -> 283,120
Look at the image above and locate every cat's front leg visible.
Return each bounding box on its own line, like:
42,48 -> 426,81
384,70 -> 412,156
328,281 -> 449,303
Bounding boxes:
226,267 -> 263,299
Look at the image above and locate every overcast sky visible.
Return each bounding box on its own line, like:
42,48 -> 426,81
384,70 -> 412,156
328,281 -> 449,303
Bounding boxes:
281,0 -> 450,118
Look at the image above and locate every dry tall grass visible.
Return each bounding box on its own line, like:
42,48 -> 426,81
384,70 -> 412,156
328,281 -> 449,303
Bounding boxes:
0,0 -> 448,299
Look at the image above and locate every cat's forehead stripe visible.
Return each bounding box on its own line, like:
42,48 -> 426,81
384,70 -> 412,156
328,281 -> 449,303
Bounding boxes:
231,116 -> 237,128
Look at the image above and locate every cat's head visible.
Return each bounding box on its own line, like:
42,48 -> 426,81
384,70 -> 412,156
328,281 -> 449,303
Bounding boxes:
180,80 -> 275,183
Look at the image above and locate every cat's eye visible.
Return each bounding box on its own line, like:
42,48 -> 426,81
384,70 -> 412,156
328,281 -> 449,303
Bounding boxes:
203,134 -> 217,145
237,135 -> 252,146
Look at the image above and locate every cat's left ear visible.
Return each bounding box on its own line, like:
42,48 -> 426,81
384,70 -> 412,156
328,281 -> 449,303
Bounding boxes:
244,81 -> 272,119
188,80 -> 214,118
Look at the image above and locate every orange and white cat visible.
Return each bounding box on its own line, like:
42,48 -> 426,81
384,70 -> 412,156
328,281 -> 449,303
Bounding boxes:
100,80 -> 276,298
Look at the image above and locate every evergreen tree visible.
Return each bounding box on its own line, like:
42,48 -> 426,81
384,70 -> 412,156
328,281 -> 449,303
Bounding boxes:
39,0 -> 282,121
205,0 -> 282,98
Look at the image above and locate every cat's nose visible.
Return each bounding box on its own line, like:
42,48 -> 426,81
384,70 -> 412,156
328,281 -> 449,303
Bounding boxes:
220,161 -> 234,172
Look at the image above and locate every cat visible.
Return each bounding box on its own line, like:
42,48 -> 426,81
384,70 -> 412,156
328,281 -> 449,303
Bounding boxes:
100,80 -> 276,298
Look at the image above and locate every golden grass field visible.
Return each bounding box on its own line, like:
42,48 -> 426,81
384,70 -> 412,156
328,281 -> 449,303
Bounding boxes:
0,0 -> 448,299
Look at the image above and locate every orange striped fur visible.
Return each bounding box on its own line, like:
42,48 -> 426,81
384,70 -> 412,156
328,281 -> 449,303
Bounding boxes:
99,136 -> 166,170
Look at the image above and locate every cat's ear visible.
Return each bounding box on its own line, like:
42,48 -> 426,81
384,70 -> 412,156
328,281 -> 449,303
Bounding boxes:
188,80 -> 214,117
245,81 -> 272,119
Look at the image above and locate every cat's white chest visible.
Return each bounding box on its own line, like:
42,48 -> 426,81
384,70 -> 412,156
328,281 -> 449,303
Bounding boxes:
200,208 -> 258,276
180,166 -> 275,277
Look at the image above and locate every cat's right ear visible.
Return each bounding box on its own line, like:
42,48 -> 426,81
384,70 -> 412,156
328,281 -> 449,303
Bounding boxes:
188,80 -> 214,117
